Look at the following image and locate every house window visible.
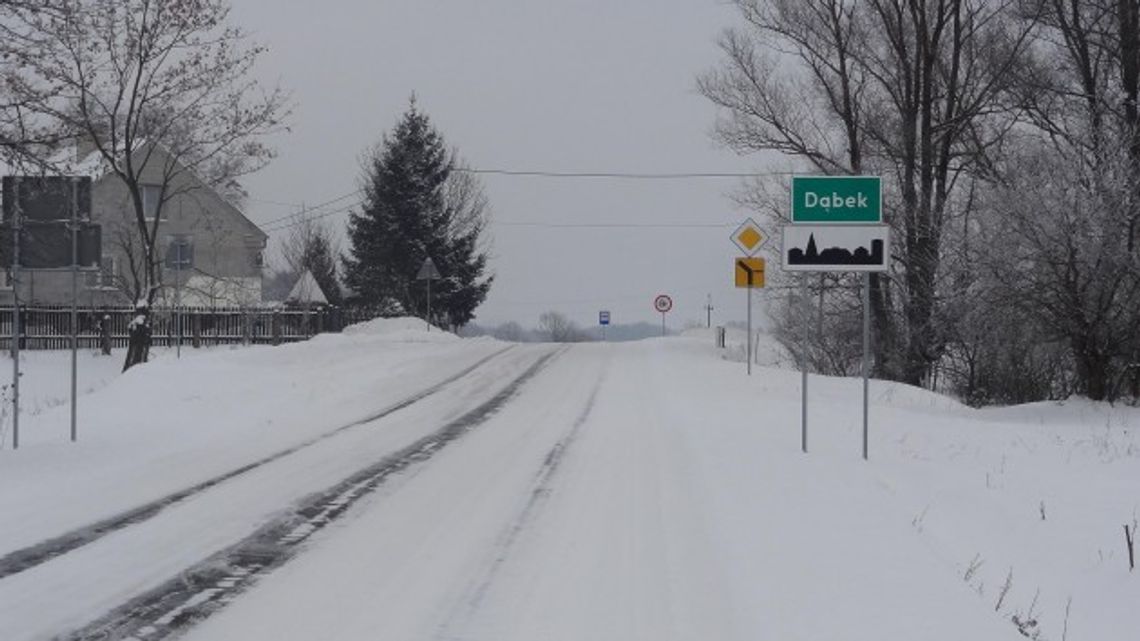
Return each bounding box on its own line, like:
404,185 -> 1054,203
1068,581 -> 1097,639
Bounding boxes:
164,235 -> 194,270
86,256 -> 116,289
141,184 -> 164,220
0,269 -> 11,289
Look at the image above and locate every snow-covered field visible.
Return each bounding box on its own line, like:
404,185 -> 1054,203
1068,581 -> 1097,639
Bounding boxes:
0,319 -> 1136,640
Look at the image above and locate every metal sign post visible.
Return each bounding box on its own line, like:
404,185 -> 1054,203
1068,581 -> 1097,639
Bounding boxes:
653,295 -> 672,337
783,175 -> 887,460
862,272 -> 871,460
1,175 -> 96,448
731,219 -> 770,378
801,275 -> 809,453
416,257 -> 441,331
175,240 -> 184,358
176,242 -> 182,358
734,257 -> 766,376
10,178 -> 19,450
70,178 -> 78,442
598,310 -> 610,341
165,235 -> 193,358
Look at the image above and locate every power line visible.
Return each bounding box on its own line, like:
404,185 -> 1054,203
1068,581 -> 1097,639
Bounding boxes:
248,196 -> 304,208
495,221 -> 734,229
262,200 -> 358,234
456,168 -> 796,179
254,165 -> 790,235
256,189 -> 364,228
264,205 -> 736,235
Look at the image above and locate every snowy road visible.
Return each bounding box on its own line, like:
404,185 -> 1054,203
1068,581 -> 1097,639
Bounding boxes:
0,342 -> 560,641
2,327 -> 1136,640
173,340 -> 1019,641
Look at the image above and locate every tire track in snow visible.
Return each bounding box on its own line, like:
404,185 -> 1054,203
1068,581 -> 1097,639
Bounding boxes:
437,363 -> 606,641
59,347 -> 565,641
0,345 -> 515,582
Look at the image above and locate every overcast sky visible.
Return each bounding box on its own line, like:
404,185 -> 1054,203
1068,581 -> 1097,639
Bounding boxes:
231,0 -> 782,329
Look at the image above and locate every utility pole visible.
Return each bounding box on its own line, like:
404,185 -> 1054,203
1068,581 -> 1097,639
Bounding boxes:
175,240 -> 182,358
70,178 -> 79,442
705,294 -> 713,328
10,178 -> 20,450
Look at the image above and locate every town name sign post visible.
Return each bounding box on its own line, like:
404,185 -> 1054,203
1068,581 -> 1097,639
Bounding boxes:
782,176 -> 888,460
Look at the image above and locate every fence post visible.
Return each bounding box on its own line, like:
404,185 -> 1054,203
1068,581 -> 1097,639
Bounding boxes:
271,310 -> 281,346
100,313 -> 112,355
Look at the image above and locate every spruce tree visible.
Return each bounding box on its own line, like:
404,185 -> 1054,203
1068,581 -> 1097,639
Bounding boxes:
343,100 -> 492,327
284,218 -> 342,305
301,232 -> 341,305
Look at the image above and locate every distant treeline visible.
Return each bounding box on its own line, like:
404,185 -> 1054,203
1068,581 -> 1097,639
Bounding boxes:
461,312 -> 668,343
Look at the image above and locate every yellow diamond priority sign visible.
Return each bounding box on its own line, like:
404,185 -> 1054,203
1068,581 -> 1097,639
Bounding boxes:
732,218 -> 768,256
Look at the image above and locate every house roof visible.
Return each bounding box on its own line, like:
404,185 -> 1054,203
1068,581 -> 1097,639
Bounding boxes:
3,141 -> 268,242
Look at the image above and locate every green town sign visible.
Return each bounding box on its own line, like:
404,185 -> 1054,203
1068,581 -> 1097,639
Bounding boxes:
791,176 -> 882,223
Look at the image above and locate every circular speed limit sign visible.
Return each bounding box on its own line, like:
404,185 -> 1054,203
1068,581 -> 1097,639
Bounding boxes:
653,294 -> 673,313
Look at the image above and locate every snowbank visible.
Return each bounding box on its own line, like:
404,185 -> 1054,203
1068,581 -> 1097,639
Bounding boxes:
341,315 -> 457,342
2,330 -> 1136,641
0,332 -> 503,557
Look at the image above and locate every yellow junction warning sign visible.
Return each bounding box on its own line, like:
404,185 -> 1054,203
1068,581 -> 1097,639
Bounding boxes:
735,257 -> 765,288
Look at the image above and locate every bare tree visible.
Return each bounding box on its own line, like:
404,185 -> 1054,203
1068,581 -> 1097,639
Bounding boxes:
976,0 -> 1140,400
0,3 -> 75,167
1,0 -> 289,369
894,0 -> 1140,404
492,320 -> 526,342
979,138 -> 1139,400
445,162 -> 492,244
700,0 -> 1034,386
538,311 -> 588,343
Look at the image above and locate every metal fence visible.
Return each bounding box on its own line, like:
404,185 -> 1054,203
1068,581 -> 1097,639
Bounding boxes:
0,305 -> 385,350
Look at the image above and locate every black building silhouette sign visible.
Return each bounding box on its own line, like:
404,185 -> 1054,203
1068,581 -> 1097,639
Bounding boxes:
781,225 -> 889,272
